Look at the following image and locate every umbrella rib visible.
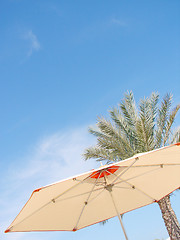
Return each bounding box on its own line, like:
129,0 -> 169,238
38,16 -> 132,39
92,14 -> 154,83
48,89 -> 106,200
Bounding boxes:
113,186 -> 132,190
52,181 -> 86,203
9,176 -> 94,230
88,189 -> 106,204
73,173 -> 101,231
105,169 -> 157,201
111,157 -> 139,185
10,169 -> 110,231
52,171 -> 100,202
9,200 -> 55,231
120,163 -> 180,168
45,170 -> 103,201
112,166 -> 160,187
73,178 -> 106,186
115,176 -> 156,201
55,186 -> 104,203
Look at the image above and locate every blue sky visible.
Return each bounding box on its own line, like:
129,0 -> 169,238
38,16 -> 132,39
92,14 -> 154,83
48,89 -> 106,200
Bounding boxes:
0,0 -> 180,239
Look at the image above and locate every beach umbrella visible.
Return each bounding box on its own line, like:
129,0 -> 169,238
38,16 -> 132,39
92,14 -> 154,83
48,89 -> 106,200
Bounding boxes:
5,143 -> 180,240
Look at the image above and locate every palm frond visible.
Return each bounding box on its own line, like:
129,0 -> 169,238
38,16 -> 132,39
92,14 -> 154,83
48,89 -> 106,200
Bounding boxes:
83,146 -> 113,162
97,135 -> 134,160
97,117 -> 118,137
163,104 -> 180,145
156,93 -> 173,147
136,97 -> 155,151
110,108 -> 138,145
88,126 -> 110,139
119,91 -> 138,129
83,92 -> 180,165
98,117 -> 134,152
148,92 -> 159,126
171,127 -> 180,144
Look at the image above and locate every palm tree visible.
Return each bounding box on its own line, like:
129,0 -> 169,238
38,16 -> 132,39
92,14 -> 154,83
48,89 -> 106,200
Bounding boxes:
83,91 -> 180,240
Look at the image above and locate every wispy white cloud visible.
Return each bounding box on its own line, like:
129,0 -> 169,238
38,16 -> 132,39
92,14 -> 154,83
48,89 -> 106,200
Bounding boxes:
23,30 -> 41,57
15,127 -> 96,183
1,126 -> 97,240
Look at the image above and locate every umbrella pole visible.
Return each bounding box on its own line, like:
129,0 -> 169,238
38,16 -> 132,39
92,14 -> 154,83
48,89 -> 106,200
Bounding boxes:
108,190 -> 129,240
104,173 -> 128,240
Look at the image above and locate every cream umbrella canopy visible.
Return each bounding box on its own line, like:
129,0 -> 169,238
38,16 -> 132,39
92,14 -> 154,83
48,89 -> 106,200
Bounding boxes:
5,143 -> 180,240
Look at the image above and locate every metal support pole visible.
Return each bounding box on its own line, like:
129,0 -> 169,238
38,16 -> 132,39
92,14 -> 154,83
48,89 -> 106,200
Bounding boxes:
104,173 -> 129,240
109,190 -> 129,240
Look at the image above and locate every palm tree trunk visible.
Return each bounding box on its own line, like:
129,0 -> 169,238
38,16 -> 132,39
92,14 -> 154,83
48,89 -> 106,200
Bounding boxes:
157,195 -> 180,239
